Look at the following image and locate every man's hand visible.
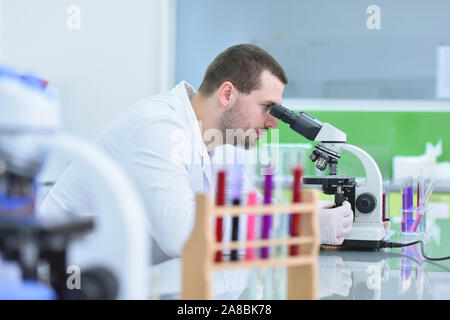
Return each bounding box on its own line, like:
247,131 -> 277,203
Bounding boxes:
318,200 -> 353,245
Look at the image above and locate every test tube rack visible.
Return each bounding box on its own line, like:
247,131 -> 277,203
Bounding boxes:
182,189 -> 320,300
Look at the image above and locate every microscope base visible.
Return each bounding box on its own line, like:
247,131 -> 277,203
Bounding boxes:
341,222 -> 388,250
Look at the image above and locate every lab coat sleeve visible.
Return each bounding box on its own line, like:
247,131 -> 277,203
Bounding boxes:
118,113 -> 196,259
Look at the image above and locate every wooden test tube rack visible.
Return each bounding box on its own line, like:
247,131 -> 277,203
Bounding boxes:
182,189 -> 320,300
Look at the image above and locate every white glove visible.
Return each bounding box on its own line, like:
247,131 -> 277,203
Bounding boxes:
318,200 -> 353,245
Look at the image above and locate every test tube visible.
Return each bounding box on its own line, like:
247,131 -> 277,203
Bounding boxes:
420,179 -> 434,232
411,175 -> 424,233
406,177 -> 414,232
411,209 -> 423,233
289,166 -> 303,256
214,170 -> 226,262
245,191 -> 258,261
260,166 -> 273,259
382,180 -> 390,222
230,162 -> 243,262
401,179 -> 407,233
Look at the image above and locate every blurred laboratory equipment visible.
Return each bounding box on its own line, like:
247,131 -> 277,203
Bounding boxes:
0,65 -> 151,299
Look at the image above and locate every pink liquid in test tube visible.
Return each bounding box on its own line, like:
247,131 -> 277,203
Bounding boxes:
245,191 -> 258,260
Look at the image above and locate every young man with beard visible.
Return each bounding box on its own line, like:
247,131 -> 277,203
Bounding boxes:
40,44 -> 353,263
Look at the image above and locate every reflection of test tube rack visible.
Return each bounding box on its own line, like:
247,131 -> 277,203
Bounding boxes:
182,189 -> 320,300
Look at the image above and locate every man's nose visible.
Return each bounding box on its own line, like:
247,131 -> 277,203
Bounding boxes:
265,113 -> 278,129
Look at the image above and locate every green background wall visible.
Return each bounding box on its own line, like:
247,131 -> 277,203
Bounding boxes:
273,111 -> 450,181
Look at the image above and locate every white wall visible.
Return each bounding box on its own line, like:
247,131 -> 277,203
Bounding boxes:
176,0 -> 450,100
0,0 -> 176,140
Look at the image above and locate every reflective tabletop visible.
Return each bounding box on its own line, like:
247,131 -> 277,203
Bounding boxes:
151,219 -> 450,300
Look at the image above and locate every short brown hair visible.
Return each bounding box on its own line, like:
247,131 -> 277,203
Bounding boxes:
198,44 -> 288,96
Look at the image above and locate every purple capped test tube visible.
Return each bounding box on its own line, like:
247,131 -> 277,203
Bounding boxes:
230,161 -> 243,261
260,166 -> 273,259
401,179 -> 407,233
406,177 -> 414,232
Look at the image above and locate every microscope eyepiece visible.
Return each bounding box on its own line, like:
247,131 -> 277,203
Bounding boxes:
269,105 -> 323,141
269,104 -> 297,124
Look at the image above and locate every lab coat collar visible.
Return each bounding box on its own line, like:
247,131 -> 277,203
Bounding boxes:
174,81 -> 212,191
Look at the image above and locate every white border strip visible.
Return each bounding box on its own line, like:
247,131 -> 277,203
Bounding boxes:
283,98 -> 450,112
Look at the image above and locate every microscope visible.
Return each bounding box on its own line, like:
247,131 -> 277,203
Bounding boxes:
270,105 -> 387,249
0,66 -> 150,299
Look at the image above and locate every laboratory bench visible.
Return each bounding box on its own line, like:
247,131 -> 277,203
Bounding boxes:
150,218 -> 450,300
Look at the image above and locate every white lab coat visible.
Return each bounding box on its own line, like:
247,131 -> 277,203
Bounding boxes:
40,81 -> 256,264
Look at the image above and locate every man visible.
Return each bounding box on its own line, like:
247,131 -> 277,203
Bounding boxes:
40,44 -> 353,263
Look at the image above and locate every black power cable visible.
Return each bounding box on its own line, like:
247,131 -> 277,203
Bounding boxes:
380,240 -> 450,261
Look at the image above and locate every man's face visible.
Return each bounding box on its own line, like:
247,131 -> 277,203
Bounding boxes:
219,70 -> 284,149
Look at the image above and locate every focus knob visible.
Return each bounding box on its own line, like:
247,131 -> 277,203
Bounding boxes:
356,193 -> 376,214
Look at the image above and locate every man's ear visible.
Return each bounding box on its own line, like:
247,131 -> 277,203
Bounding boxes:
216,81 -> 238,109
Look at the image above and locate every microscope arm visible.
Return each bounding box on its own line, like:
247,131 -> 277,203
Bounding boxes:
338,144 -> 383,190
328,143 -> 383,222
